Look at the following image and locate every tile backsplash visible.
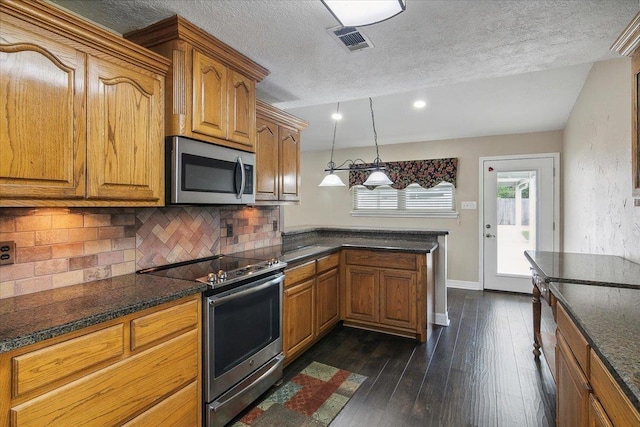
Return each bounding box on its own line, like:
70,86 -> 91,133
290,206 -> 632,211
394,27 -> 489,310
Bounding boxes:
0,205 -> 281,299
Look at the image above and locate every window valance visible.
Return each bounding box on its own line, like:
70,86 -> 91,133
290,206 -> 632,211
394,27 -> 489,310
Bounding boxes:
349,158 -> 458,190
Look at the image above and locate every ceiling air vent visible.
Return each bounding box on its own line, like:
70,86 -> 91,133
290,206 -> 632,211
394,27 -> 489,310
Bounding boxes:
328,26 -> 374,52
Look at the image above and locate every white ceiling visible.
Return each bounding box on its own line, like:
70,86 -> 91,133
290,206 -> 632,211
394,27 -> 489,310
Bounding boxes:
51,0 -> 637,152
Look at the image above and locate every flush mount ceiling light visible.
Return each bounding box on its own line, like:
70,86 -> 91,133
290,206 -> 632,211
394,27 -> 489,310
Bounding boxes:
321,0 -> 406,27
319,98 -> 394,187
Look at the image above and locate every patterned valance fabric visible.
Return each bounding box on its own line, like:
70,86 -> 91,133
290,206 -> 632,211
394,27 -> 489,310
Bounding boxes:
348,158 -> 458,190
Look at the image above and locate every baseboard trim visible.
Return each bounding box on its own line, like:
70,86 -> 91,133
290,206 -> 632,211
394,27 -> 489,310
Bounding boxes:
435,312 -> 450,326
447,280 -> 482,291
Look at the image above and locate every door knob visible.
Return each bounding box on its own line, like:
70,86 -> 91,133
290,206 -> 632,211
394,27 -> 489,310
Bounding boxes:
485,233 -> 495,238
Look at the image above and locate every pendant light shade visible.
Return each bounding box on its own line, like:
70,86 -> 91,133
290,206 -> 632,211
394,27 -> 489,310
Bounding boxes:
363,170 -> 393,186
321,0 -> 406,27
319,172 -> 346,187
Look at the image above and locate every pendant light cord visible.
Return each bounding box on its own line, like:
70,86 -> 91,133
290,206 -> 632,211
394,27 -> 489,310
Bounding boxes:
328,102 -> 340,170
369,97 -> 381,165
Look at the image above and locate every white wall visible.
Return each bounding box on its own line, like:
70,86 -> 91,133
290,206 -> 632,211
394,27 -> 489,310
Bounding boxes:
284,131 -> 562,283
563,58 -> 640,262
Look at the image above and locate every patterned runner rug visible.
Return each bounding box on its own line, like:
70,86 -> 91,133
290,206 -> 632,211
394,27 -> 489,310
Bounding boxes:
232,361 -> 367,426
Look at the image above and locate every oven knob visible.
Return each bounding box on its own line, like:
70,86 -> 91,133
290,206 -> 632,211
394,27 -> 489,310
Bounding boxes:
267,258 -> 279,266
217,270 -> 227,281
207,272 -> 217,284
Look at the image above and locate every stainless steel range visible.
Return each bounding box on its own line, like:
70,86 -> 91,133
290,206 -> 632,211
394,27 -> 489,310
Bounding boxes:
138,254 -> 287,427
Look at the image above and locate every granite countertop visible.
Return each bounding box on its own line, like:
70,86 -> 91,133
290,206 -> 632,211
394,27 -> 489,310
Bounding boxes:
0,274 -> 206,353
551,281 -> 640,411
232,238 -> 439,266
282,225 -> 449,236
525,250 -> 640,287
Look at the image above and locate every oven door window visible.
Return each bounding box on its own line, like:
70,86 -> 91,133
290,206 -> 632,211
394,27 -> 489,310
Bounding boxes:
182,153 -> 238,194
213,283 -> 280,377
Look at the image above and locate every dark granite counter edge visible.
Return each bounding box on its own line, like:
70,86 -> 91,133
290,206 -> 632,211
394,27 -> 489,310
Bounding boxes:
281,242 -> 439,266
0,284 -> 206,354
524,251 -> 640,289
550,283 -> 640,412
282,226 -> 449,236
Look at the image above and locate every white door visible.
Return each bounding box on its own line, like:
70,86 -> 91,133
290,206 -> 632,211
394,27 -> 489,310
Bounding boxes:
481,154 -> 558,293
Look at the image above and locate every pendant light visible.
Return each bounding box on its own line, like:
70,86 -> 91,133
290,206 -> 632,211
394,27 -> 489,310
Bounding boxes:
318,98 -> 393,187
363,97 -> 393,186
319,103 -> 346,187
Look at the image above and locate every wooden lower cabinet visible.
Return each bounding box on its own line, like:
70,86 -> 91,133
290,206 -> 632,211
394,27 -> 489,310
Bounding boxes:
556,331 -> 590,427
556,302 -> 640,427
283,277 -> 316,358
283,253 -> 340,364
0,295 -> 201,427
316,267 -> 340,336
342,249 -> 430,342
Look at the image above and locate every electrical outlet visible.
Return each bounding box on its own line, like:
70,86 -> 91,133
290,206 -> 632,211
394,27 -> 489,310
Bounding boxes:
226,224 -> 233,237
272,220 -> 278,231
461,201 -> 477,210
0,241 -> 15,265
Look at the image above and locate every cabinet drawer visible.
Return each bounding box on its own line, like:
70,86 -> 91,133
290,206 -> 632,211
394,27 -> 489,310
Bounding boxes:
131,299 -> 199,350
285,260 -> 316,288
557,303 -> 590,374
123,381 -> 199,427
345,250 -> 416,270
590,350 -> 640,427
317,252 -> 339,273
11,330 -> 198,427
12,324 -> 124,397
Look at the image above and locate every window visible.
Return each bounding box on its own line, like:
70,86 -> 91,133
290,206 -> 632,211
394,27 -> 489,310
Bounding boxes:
352,182 -> 457,217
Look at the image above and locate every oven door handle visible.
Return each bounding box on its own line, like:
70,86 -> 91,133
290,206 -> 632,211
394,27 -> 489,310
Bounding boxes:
209,275 -> 283,306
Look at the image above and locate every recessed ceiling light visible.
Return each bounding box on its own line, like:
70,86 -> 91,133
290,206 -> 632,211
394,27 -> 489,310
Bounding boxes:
413,100 -> 427,109
331,112 -> 343,120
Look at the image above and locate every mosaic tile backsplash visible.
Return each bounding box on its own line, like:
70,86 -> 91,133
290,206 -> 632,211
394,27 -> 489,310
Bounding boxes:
0,205 -> 281,298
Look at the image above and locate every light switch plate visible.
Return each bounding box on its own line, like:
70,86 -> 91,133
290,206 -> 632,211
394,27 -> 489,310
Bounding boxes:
461,201 -> 477,210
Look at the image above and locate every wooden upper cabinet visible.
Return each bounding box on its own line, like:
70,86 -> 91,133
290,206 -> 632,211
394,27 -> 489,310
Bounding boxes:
125,16 -> 269,153
256,118 -> 279,200
87,57 -> 163,202
255,101 -> 307,203
279,125 -> 301,201
192,50 -> 228,139
228,70 -> 256,148
0,0 -> 169,207
0,19 -> 86,200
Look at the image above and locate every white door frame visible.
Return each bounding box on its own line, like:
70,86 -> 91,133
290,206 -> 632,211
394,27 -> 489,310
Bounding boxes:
478,153 -> 560,291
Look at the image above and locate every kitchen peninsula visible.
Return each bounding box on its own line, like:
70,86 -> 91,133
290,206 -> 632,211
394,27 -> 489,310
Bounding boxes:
525,250 -> 640,426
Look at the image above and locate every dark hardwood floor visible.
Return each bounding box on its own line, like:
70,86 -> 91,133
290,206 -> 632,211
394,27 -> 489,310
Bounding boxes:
278,289 -> 556,427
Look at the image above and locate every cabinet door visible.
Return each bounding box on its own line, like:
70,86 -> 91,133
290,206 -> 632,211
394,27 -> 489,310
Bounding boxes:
227,69 -> 256,149
556,332 -> 590,427
255,118 -> 279,200
86,57 -> 163,203
279,125 -> 301,201
345,266 -> 378,323
316,267 -> 340,336
192,50 -> 227,140
588,394 -> 613,427
0,21 -> 86,200
283,279 -> 315,359
379,269 -> 417,329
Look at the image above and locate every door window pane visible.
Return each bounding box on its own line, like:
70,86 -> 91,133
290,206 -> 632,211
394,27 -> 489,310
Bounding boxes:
496,171 -> 536,276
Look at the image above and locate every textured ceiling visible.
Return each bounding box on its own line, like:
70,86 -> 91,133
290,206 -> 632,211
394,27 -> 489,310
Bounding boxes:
51,0 -> 637,151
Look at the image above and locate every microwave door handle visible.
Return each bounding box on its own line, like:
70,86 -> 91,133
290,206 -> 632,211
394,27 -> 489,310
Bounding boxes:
235,157 -> 246,199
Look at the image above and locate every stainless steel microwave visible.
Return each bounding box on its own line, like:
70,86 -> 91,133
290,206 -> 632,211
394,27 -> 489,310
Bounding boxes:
166,136 -> 255,205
